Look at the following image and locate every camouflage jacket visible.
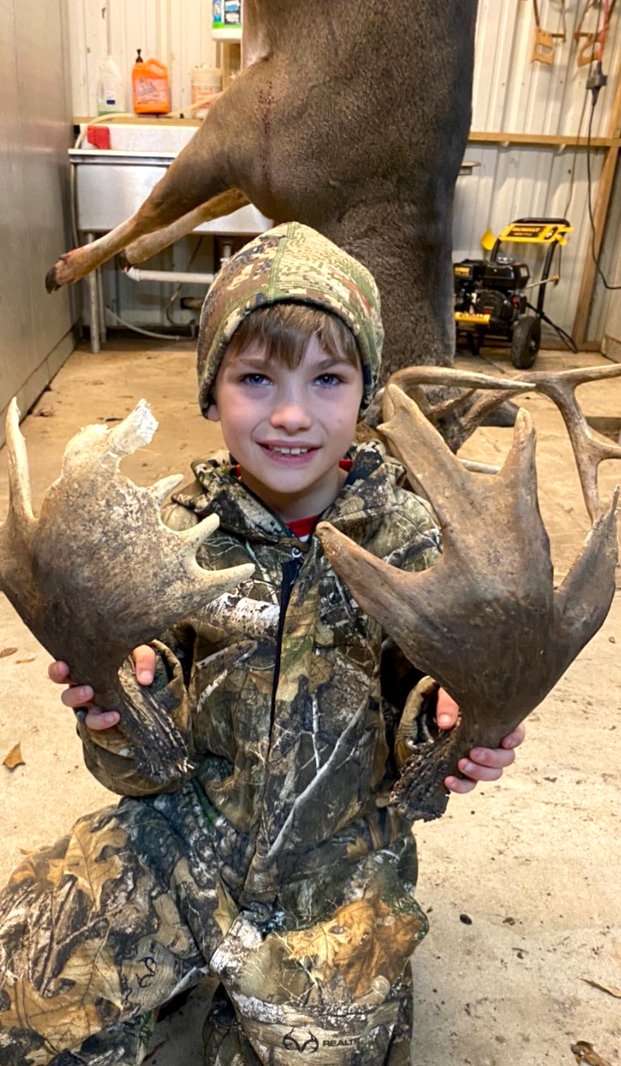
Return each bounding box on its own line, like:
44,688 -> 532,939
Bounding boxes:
80,441 -> 441,901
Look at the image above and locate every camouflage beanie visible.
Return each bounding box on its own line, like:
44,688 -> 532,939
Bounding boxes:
196,222 -> 383,415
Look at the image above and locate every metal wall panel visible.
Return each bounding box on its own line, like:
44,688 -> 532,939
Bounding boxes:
68,0 -> 218,116
65,0 -> 620,344
454,145 -> 605,338
474,0 -> 621,137
597,158 -> 621,355
0,0 -> 75,430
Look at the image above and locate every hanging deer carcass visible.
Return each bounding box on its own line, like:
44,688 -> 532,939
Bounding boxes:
45,0 -> 478,381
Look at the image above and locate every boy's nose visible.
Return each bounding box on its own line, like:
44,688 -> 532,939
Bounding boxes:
269,400 -> 312,432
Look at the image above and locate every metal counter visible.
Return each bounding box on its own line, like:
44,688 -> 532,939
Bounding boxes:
69,148 -> 271,235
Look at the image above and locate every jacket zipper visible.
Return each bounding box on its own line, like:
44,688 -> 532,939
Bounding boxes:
270,551 -> 304,724
241,549 -> 303,898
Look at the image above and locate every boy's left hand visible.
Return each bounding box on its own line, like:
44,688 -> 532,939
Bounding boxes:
436,688 -> 525,794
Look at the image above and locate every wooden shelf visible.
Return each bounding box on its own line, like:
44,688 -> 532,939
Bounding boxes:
74,115 -> 202,126
469,130 -> 616,149
212,26 -> 242,41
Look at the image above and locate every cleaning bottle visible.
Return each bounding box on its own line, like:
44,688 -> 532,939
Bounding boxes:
96,55 -> 125,115
132,49 -> 171,115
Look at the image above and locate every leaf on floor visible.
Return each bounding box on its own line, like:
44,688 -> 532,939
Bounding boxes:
580,977 -> 621,999
571,1040 -> 613,1065
0,647 -> 18,659
3,743 -> 25,770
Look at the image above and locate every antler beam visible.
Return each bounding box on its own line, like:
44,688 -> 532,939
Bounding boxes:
386,363 -> 621,520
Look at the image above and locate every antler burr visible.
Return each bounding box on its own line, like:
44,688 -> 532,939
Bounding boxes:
0,400 -> 253,784
317,384 -> 619,822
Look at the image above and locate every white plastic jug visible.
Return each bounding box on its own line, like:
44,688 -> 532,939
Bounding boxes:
97,56 -> 125,115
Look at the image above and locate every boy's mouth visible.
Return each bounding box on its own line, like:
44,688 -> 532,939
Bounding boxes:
259,442 -> 319,464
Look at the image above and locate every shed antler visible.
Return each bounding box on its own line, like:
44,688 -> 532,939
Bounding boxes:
317,383 -> 619,821
0,400 -> 253,783
526,364 -> 621,521
379,363 -> 621,501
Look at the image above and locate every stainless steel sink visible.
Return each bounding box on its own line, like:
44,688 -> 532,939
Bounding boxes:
69,124 -> 271,234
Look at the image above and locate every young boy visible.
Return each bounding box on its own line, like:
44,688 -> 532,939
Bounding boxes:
1,223 -> 522,1065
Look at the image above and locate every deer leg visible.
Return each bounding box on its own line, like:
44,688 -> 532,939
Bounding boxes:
45,119 -> 242,292
121,188 -> 250,267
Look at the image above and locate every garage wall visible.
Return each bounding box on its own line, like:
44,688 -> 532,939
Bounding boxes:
0,0 -> 76,440
599,158 -> 621,361
457,0 -> 621,343
65,0 -> 621,344
66,0 -> 218,118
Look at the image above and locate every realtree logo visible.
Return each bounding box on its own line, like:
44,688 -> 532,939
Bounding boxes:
282,1028 -> 319,1053
282,1028 -> 361,1053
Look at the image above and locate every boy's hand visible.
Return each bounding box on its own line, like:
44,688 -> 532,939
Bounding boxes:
436,688 -> 525,794
48,646 -> 157,732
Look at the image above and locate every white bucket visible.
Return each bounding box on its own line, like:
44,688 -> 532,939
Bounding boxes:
191,65 -> 222,118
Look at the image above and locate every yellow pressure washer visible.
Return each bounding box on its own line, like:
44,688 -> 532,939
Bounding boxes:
454,217 -> 576,369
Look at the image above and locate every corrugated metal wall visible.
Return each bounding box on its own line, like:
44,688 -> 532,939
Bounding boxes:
67,0 -> 218,117
65,0 -> 621,344
599,157 -> 621,359
473,0 -> 621,135
462,0 -> 621,343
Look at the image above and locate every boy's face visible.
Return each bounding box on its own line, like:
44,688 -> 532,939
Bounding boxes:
207,334 -> 364,522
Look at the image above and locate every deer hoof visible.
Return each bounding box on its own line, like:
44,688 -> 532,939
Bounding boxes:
45,264 -> 61,292
45,252 -> 78,292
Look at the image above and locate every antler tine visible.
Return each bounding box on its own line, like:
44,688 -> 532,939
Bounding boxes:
528,365 -> 621,521
556,487 -> 619,640
106,398 -> 157,457
149,474 -> 185,507
384,366 -> 534,449
387,366 -> 534,393
380,384 -> 479,533
4,399 -> 34,525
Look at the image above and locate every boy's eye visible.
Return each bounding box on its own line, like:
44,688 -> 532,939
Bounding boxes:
315,373 -> 343,386
240,372 -> 271,386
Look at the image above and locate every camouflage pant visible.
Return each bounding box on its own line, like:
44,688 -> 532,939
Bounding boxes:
0,780 -> 427,1065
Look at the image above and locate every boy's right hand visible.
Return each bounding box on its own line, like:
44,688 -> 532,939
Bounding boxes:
48,646 -> 157,732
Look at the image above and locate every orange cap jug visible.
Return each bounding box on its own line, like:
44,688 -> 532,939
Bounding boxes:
132,49 -> 171,115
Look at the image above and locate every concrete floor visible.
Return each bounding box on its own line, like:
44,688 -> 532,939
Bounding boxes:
0,340 -> 619,1065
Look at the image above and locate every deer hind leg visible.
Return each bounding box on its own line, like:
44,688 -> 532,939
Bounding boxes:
121,188 -> 250,268
45,131 -> 234,292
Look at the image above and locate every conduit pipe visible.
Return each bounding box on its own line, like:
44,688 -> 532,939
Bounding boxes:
125,267 -> 215,286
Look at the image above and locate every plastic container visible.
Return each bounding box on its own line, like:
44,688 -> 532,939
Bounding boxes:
96,56 -> 125,115
131,49 -> 171,115
212,0 -> 241,32
191,65 -> 222,118
86,124 -> 111,149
